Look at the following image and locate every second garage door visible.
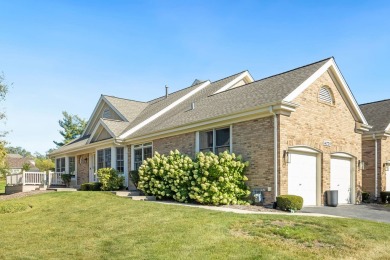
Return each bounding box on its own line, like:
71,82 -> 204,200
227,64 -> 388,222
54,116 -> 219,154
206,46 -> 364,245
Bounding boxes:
288,152 -> 317,206
330,156 -> 352,204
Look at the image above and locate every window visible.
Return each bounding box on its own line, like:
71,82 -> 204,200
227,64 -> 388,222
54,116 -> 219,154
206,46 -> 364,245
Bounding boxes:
102,108 -> 111,118
318,86 -> 334,105
133,143 -> 152,170
116,147 -> 124,173
68,157 -> 75,175
97,148 -> 111,169
56,157 -> 65,173
199,127 -> 230,154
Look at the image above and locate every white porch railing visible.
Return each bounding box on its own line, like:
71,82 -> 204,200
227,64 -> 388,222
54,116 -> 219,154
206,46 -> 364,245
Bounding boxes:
49,171 -> 65,185
6,171 -> 67,186
24,172 -> 46,185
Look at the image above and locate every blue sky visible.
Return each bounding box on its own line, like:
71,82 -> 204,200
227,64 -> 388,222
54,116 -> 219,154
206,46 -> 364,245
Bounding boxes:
1,1 -> 389,154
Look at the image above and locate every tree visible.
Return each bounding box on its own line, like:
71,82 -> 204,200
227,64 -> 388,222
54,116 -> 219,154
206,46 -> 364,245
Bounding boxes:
53,111 -> 87,147
35,158 -> 55,172
22,162 -> 31,171
0,73 -> 9,177
6,146 -> 32,157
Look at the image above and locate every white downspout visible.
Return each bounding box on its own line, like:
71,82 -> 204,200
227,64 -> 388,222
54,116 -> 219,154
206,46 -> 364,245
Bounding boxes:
374,134 -> 378,200
269,106 -> 278,201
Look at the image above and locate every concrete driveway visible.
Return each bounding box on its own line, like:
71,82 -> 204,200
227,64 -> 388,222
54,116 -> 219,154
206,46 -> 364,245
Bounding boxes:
301,204 -> 390,223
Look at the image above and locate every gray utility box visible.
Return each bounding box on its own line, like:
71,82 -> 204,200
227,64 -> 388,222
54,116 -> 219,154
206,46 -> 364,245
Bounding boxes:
326,190 -> 338,207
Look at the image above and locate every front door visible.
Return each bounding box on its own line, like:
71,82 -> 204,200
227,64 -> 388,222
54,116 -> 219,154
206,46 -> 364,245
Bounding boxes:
89,153 -> 97,182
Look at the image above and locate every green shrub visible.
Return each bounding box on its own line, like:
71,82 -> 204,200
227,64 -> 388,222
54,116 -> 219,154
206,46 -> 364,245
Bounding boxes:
61,174 -> 72,187
129,170 -> 140,188
276,195 -> 303,211
97,168 -> 124,191
138,150 -> 250,205
362,192 -> 370,202
188,151 -> 250,205
80,182 -> 102,191
380,192 -> 390,203
138,150 -> 193,202
0,202 -> 30,214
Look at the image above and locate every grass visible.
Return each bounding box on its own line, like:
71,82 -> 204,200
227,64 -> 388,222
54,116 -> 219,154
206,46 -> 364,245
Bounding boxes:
0,178 -> 5,194
1,192 -> 390,259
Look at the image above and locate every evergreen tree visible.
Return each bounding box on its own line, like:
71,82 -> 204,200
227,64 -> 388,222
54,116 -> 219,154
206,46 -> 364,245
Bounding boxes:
53,111 -> 87,147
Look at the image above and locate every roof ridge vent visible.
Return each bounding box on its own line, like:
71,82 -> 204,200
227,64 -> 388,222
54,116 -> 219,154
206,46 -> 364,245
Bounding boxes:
191,79 -> 202,86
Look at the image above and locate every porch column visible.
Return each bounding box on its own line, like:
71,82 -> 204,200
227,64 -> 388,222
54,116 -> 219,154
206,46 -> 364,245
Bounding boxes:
124,147 -> 129,189
111,147 -> 116,170
65,157 -> 69,174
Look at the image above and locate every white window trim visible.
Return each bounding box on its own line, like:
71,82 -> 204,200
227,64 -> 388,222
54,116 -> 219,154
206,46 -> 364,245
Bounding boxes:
131,142 -> 153,171
196,125 -> 232,153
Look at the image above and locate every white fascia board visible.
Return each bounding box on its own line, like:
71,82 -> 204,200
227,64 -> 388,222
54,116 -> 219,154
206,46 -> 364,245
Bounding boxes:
119,81 -> 211,140
284,58 -> 368,125
82,95 -> 104,136
283,59 -> 333,102
327,61 -> 369,125
213,71 -> 254,95
101,96 -> 128,122
87,119 -> 116,144
385,123 -> 390,132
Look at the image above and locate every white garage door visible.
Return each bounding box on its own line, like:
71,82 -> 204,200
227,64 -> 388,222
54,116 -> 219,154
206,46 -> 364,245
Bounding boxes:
386,167 -> 390,191
331,157 -> 351,204
288,152 -> 317,206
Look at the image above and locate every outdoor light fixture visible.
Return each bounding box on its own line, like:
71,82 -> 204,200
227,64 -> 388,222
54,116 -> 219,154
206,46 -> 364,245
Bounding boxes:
283,150 -> 291,164
383,162 -> 390,171
358,160 -> 365,170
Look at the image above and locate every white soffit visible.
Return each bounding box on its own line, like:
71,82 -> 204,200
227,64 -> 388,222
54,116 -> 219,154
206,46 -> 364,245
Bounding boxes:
213,71 -> 254,94
119,81 -> 211,140
283,58 -> 368,125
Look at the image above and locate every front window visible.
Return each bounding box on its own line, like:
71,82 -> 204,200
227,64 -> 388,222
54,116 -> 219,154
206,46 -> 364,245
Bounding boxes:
97,148 -> 111,170
68,157 -> 75,175
199,127 -> 230,154
134,143 -> 152,170
56,157 -> 65,173
116,147 -> 124,173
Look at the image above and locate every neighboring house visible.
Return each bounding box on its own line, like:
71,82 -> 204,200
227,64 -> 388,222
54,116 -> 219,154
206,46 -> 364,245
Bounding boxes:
6,154 -> 40,174
360,99 -> 390,200
49,57 -> 371,206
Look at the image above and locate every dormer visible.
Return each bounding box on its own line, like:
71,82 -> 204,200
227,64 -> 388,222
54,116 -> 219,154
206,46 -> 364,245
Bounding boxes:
213,71 -> 254,94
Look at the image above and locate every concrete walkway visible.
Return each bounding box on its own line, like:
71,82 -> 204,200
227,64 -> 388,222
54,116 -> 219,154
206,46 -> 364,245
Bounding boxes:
154,201 -> 343,218
301,204 -> 390,223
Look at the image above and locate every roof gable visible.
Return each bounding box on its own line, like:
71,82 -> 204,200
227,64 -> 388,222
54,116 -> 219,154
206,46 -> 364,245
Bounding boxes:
283,58 -> 370,131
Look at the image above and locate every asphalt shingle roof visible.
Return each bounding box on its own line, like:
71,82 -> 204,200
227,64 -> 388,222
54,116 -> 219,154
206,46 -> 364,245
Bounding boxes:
360,99 -> 390,132
101,119 -> 130,136
103,96 -> 148,122
129,58 -> 330,138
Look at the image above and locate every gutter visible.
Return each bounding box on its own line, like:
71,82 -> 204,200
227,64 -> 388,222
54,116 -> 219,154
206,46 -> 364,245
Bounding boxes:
373,134 -> 378,200
269,106 -> 278,201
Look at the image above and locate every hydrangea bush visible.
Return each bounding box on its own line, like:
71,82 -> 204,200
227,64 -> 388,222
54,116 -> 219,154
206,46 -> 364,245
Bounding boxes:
137,150 -> 250,205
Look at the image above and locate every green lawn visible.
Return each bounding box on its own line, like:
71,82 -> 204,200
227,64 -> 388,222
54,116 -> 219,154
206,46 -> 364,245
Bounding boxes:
1,192 -> 390,259
0,178 -> 5,194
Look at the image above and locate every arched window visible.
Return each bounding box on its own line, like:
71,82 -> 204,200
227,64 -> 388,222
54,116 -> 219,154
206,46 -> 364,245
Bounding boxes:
318,86 -> 334,105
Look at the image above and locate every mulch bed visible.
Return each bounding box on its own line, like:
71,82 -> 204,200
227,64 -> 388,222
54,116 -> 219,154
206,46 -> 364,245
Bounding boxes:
0,190 -> 54,201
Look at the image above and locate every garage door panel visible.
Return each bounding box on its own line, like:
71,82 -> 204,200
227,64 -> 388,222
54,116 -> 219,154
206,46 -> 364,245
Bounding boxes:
386,169 -> 390,191
288,153 -> 317,206
331,157 -> 351,204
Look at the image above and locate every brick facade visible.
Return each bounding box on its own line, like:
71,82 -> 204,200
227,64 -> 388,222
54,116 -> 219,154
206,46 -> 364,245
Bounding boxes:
279,71 -> 362,204
77,154 -> 89,185
122,71 -> 363,205
232,118 -> 275,203
363,137 -> 390,199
